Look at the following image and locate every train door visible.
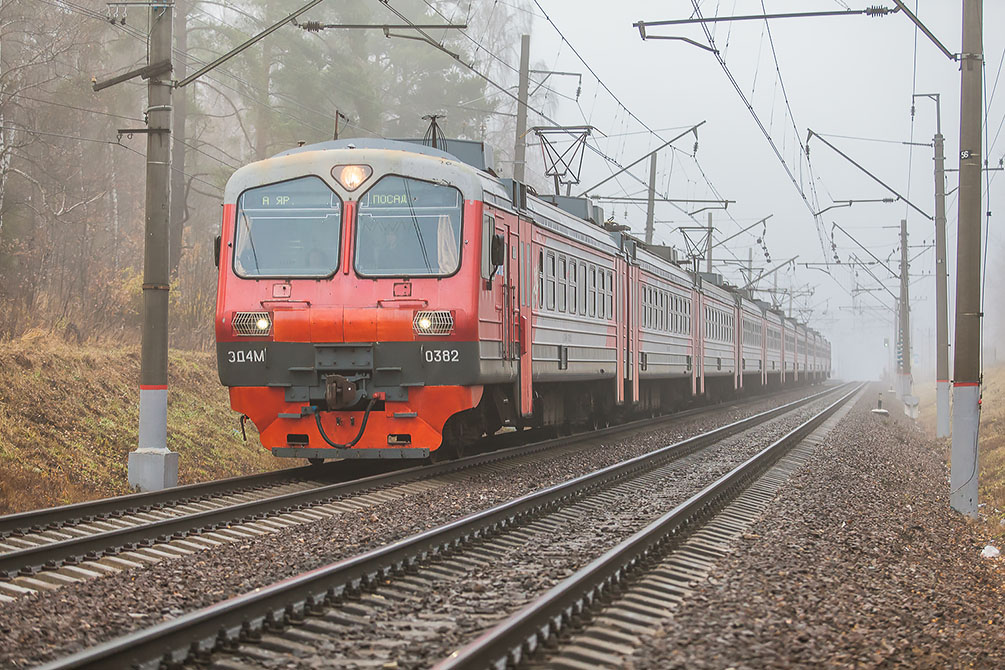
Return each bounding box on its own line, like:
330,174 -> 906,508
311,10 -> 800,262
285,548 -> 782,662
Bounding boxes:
615,255 -> 626,405
629,264 -> 641,404
517,217 -> 534,417
495,218 -> 518,367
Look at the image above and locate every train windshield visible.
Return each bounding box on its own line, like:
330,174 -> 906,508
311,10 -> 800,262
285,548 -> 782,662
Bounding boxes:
355,176 -> 463,277
234,176 -> 342,278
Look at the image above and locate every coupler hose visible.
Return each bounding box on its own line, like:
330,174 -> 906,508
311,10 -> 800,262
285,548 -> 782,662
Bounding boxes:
314,396 -> 377,449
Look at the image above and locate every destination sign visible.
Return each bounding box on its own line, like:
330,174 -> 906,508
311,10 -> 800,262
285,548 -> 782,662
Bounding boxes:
241,176 -> 341,210
360,175 -> 459,211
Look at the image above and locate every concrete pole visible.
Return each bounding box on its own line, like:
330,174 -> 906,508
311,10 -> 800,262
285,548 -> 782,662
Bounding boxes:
933,125 -> 951,437
513,34 -> 530,183
705,212 -> 712,274
128,4 -> 178,492
899,218 -> 916,414
893,298 -> 900,392
644,151 -> 657,244
951,0 -> 983,517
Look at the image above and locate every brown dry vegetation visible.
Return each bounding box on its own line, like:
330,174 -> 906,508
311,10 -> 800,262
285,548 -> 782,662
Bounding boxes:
918,363 -> 1005,529
0,331 -> 290,514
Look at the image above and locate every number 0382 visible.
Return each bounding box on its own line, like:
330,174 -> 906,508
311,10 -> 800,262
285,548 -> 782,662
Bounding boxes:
424,349 -> 459,363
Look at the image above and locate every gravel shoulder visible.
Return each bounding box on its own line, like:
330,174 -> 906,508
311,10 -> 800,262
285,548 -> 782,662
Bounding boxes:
629,386 -> 1005,670
0,386 -> 828,668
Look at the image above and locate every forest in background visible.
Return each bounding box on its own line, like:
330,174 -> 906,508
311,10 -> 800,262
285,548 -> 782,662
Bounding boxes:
0,0 -> 538,349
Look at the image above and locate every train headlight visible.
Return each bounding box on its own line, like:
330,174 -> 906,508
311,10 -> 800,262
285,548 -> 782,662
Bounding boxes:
233,311 -> 272,337
413,310 -> 453,335
333,164 -> 372,191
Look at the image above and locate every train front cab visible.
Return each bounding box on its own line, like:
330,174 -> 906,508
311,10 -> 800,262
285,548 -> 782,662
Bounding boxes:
215,142 -> 499,460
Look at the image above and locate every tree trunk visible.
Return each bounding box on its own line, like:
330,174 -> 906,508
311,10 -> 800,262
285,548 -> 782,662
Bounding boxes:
254,38 -> 271,160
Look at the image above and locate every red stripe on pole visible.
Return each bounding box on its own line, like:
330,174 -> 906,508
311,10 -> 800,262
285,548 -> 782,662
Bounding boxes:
937,379 -> 950,383
953,382 -> 980,387
140,385 -> 168,390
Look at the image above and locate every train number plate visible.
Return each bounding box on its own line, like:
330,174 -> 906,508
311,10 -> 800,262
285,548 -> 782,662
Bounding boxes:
423,348 -> 459,363
227,348 -> 266,364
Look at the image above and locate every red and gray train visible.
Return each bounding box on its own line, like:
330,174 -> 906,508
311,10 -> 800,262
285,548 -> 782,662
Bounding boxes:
214,138 -> 831,461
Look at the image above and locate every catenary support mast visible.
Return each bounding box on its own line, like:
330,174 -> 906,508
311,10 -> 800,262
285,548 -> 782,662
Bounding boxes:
128,2 -> 178,491
513,35 -> 530,183
645,152 -> 657,244
931,98 -> 951,438
951,0 -> 983,517
898,219 -> 913,410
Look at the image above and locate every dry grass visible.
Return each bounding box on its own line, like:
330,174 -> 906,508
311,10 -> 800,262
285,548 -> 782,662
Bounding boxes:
917,364 -> 1005,531
0,331 -> 291,514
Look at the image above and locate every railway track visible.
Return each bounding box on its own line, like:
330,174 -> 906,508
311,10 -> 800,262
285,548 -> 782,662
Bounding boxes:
0,386 -> 831,600
32,382 -> 855,670
438,384 -> 863,670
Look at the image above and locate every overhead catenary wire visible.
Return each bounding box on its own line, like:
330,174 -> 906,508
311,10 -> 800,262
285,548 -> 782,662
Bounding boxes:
657,2 -> 829,266
423,0 -> 757,256
0,124 -> 221,192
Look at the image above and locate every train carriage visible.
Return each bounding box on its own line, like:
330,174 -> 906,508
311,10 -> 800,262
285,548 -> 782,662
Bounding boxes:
697,277 -> 737,400
765,310 -> 784,384
739,297 -> 766,389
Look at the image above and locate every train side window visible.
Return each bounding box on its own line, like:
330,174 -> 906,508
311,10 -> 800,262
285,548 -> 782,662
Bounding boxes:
537,250 -> 544,309
656,291 -> 661,331
569,262 -> 578,314
642,287 -> 648,328
647,287 -> 653,328
557,255 -> 567,313
589,266 -> 597,317
601,271 -> 608,319
579,262 -> 587,315
641,287 -> 646,328
546,251 -> 556,311
481,213 -> 494,280
605,271 -> 613,319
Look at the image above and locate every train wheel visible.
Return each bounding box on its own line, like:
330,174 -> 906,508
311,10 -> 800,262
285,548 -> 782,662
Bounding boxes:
308,457 -> 325,466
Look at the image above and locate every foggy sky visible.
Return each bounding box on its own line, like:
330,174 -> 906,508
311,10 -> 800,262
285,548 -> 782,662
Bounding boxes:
513,1 -> 1004,382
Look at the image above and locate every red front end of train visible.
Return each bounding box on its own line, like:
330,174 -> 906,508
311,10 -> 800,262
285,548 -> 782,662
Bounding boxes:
215,140 -> 493,460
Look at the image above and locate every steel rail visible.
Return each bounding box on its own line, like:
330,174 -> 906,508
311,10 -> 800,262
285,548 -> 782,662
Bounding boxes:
434,384 -> 862,670
0,463 -> 360,537
0,385 -> 802,538
33,384 -> 850,670
0,386 -> 835,579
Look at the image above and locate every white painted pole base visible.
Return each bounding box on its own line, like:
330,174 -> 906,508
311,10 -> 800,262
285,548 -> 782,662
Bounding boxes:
936,381 -> 951,438
950,384 -> 980,517
128,387 -> 178,492
897,373 -> 912,401
128,449 -> 179,491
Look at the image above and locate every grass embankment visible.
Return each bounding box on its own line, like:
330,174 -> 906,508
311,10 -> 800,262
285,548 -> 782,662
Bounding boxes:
0,332 -> 289,514
918,363 -> 1005,527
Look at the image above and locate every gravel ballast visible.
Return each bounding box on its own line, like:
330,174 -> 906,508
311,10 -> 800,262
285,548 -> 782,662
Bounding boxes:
629,387 -> 1005,669
0,386 -> 833,668
207,397 -> 834,669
